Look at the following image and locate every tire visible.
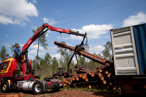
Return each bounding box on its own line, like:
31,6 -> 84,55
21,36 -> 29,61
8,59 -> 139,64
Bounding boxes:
32,81 -> 44,94
1,81 -> 9,93
55,76 -> 59,79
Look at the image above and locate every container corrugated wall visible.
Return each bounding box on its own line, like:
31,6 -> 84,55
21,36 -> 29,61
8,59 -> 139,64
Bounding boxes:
133,24 -> 146,74
111,26 -> 140,75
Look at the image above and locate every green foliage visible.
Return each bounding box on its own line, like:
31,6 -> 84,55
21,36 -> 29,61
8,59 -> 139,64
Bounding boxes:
32,53 -> 53,76
51,57 -> 59,73
57,41 -> 66,68
32,26 -> 48,73
78,56 -> 85,67
44,53 -> 51,66
63,85 -> 114,92
63,51 -> 74,70
32,27 -> 48,50
57,41 -> 66,55
87,53 -> 102,71
32,56 -> 41,70
84,43 -> 89,52
0,38 -> 112,77
0,46 -> 9,61
102,41 -> 112,60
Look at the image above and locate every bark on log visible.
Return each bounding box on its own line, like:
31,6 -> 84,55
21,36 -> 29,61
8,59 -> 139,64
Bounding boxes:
54,41 -> 111,65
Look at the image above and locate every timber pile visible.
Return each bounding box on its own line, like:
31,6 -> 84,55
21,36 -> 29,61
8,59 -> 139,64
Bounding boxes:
54,41 -> 116,91
63,64 -> 116,91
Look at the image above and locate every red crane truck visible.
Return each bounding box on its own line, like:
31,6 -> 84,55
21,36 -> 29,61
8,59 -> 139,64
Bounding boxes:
0,23 -> 86,94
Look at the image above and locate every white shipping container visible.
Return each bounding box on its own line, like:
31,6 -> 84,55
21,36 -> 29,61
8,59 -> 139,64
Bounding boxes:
110,27 -> 140,75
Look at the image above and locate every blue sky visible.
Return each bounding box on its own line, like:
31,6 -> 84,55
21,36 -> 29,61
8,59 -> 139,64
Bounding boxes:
0,0 -> 146,61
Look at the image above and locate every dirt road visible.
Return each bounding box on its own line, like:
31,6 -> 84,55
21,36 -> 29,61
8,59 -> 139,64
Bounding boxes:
0,89 -> 146,97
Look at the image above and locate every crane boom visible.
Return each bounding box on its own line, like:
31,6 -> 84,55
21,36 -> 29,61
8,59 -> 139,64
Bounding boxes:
22,23 -> 86,54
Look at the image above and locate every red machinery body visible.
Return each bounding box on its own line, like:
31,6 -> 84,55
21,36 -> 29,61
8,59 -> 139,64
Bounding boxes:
0,23 -> 85,80
0,23 -> 86,94
0,58 -> 18,79
0,58 -> 32,80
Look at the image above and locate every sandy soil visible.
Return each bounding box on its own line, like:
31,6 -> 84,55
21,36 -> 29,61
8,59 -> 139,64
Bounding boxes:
0,89 -> 146,97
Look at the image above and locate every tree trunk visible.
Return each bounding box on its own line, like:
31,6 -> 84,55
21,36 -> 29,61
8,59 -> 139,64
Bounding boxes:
61,49 -> 63,68
35,41 -> 39,74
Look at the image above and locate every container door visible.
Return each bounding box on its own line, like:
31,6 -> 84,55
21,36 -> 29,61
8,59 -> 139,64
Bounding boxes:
133,24 -> 146,74
111,27 -> 140,75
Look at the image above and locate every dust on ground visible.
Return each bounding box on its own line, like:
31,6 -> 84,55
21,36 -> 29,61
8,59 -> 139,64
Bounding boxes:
0,89 -> 146,97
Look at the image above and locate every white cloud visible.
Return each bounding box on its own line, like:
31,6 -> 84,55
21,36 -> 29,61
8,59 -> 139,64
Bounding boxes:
21,43 -> 58,60
104,35 -> 109,38
33,0 -> 37,3
57,36 -> 61,39
0,15 -> 14,25
46,33 -> 49,37
64,24 -> 113,40
29,49 -> 45,56
43,17 -> 58,25
122,12 -> 146,27
52,54 -> 61,59
28,54 -> 35,60
32,26 -> 37,29
48,47 -> 58,52
4,43 -> 11,47
88,44 -> 104,53
0,15 -> 26,25
5,34 -> 8,37
29,44 -> 58,52
0,0 -> 38,25
19,44 -> 47,60
29,44 -> 46,51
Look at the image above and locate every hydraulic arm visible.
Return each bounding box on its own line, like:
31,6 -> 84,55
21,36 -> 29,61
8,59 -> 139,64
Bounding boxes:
22,23 -> 86,55
19,23 -> 87,74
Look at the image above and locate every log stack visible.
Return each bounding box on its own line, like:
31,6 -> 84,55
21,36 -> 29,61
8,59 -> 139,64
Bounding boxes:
62,64 -> 116,90
54,41 -> 116,91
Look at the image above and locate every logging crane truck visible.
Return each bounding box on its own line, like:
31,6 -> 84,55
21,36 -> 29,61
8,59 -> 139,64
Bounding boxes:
0,23 -> 86,94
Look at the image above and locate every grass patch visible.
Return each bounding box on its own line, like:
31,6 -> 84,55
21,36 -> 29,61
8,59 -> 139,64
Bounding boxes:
63,85 -> 118,93
40,76 -> 45,79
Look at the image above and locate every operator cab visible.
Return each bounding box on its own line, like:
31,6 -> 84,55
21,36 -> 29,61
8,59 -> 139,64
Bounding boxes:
53,68 -> 70,78
58,68 -> 66,75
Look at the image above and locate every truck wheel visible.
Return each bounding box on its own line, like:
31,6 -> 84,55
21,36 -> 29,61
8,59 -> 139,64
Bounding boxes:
55,76 -> 59,79
32,81 -> 44,94
1,81 -> 9,93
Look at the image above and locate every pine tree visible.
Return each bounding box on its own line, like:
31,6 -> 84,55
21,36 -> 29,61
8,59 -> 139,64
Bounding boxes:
51,57 -> 59,73
57,41 -> 66,68
102,41 -> 112,60
32,27 -> 48,73
0,46 -> 9,61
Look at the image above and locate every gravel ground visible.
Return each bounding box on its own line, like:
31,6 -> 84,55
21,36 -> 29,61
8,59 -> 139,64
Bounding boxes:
0,89 -> 146,97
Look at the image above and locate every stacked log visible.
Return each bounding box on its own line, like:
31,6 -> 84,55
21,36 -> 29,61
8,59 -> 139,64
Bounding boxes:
54,41 -> 116,91
61,64 -> 116,90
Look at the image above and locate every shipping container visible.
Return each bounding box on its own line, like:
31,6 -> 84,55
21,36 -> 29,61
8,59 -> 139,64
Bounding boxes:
110,26 -> 140,75
133,24 -> 146,74
110,24 -> 146,94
